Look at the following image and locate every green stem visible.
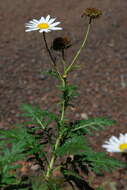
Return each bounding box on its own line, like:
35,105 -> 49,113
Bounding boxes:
65,23 -> 91,75
60,100 -> 65,122
36,118 -> 45,129
45,76 -> 67,179
45,133 -> 62,179
60,77 -> 66,122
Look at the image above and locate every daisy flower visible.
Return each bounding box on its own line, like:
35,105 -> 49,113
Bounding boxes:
25,15 -> 62,33
102,133 -> 127,153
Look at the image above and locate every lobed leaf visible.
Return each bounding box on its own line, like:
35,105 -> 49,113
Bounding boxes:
71,117 -> 116,135
21,104 -> 57,129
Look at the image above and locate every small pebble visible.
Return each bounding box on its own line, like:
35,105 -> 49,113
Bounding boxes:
80,113 -> 88,119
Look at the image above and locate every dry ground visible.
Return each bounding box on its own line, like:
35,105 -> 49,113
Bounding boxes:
0,0 -> 127,189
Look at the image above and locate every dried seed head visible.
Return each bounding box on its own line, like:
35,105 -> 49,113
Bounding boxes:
52,37 -> 71,51
82,8 -> 102,22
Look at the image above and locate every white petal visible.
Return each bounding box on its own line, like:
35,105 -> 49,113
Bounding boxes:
25,28 -> 39,32
46,15 -> 50,22
29,20 -> 39,24
39,29 -> 45,33
50,21 -> 61,27
48,18 -> 56,24
40,17 -> 45,23
25,25 -> 37,29
50,27 -> 63,30
25,24 -> 34,26
39,28 -> 50,33
33,19 -> 39,23
119,134 -> 125,143
111,136 -> 120,143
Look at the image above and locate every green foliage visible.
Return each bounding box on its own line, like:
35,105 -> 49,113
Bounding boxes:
56,135 -> 87,156
59,84 -> 79,107
43,70 -> 59,79
21,104 -> 57,129
32,177 -> 62,190
0,108 -> 124,189
0,141 -> 24,185
62,84 -> 78,100
62,169 -> 83,180
0,127 -> 43,155
96,187 -> 104,190
0,125 -> 44,186
71,117 -> 116,135
81,147 -> 125,174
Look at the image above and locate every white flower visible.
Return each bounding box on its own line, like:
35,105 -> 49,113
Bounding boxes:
25,15 -> 62,33
102,133 -> 127,153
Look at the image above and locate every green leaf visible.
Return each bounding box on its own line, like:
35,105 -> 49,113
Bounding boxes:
20,104 -> 57,129
96,187 -> 104,190
62,170 -> 83,180
0,143 -> 25,170
71,117 -> 116,135
42,70 -> 59,78
59,84 -> 78,99
56,135 -> 86,156
0,126 -> 44,161
81,147 -> 125,174
32,177 -> 62,190
0,127 -> 28,143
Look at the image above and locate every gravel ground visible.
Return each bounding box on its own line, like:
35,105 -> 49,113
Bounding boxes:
0,0 -> 127,189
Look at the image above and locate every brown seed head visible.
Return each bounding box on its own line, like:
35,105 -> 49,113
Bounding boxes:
52,37 -> 71,51
82,8 -> 102,21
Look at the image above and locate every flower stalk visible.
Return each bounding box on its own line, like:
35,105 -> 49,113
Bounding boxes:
43,32 -> 56,68
65,23 -> 91,75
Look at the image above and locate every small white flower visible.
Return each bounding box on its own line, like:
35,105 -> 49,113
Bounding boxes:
102,133 -> 127,153
25,15 -> 62,33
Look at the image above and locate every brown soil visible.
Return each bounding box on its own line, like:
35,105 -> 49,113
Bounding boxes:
0,0 -> 127,189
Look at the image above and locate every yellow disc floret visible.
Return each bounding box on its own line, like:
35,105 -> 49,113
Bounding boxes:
119,143 -> 127,152
37,23 -> 49,29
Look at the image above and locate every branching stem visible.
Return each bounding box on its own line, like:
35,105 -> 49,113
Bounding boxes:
43,32 -> 64,83
45,74 -> 67,179
44,22 -> 91,182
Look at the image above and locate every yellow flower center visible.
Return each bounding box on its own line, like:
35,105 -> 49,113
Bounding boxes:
37,23 -> 49,29
119,143 -> 127,152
